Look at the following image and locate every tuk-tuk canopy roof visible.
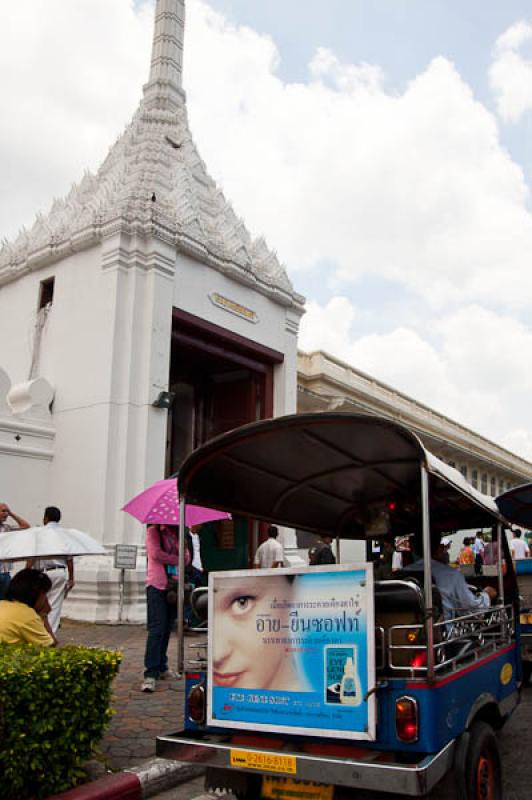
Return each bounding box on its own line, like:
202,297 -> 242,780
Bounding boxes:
179,413 -> 503,538
496,483 -> 532,529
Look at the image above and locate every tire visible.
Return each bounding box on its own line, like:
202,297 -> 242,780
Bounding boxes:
454,721 -> 502,800
205,766 -> 261,799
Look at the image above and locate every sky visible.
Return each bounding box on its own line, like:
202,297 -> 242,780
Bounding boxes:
1,0 -> 532,460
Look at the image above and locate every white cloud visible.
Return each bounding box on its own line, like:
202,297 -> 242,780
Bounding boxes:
1,1 -> 532,459
300,298 -> 532,460
490,19 -> 532,123
299,297 -> 356,358
2,2 -> 532,313
0,0 -> 153,240
184,5 -> 532,311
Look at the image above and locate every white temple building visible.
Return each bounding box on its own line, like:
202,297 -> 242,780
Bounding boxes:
0,0 -> 304,621
1,1 -> 531,621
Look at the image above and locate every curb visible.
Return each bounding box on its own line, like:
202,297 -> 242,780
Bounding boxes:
50,758 -> 205,800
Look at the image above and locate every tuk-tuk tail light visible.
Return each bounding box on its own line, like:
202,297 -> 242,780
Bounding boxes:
188,682 -> 206,724
395,696 -> 419,743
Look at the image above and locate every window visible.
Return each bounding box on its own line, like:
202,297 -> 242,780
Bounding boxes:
472,469 -> 478,489
460,465 -> 468,479
38,277 -> 55,309
481,473 -> 488,494
490,476 -> 496,496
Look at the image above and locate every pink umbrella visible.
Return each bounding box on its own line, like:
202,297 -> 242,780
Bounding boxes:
122,479 -> 230,527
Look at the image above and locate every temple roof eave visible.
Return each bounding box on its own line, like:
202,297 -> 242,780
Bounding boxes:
0,1 -> 305,315
0,214 -> 305,313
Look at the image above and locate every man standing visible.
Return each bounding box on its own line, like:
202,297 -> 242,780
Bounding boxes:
511,529 -> 530,560
254,526 -> 284,569
28,507 -> 74,634
0,502 -> 30,599
472,531 -> 485,575
308,535 -> 336,566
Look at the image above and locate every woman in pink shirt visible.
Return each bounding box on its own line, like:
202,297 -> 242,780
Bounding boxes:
142,525 -> 190,693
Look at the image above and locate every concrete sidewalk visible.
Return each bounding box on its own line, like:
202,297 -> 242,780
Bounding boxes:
59,618 -> 188,776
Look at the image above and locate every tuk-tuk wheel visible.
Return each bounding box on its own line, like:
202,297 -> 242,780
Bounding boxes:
455,720 -> 502,800
205,766 -> 261,799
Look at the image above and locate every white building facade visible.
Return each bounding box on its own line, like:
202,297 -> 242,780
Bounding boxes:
1,2 -> 531,623
0,0 -> 304,621
298,351 -> 532,496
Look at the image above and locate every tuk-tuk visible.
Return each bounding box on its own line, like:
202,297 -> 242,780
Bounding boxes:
496,483 -> 532,682
157,412 -> 521,799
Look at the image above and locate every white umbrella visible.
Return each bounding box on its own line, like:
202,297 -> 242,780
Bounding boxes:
0,526 -> 106,561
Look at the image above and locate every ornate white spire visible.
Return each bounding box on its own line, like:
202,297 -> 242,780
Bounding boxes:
143,0 -> 185,110
0,0 -> 304,311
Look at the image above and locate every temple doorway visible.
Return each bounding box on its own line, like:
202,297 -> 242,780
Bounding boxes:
166,309 -> 282,476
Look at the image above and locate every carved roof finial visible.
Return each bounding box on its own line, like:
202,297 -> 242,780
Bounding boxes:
143,0 -> 185,110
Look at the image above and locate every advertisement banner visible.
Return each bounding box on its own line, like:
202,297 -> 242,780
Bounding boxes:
207,564 -> 375,740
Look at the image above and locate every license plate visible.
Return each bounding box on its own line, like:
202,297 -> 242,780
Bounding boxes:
230,748 -> 297,774
262,776 -> 334,800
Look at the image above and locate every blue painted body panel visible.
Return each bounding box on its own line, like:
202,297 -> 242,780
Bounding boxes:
515,559 -> 532,575
184,645 -> 519,754
369,645 -> 518,753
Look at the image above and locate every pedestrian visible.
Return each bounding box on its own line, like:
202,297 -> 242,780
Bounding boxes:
27,506 -> 74,634
374,539 -> 395,580
0,568 -> 56,646
511,529 -> 530,560
142,524 -> 190,693
483,538 -> 499,566
308,535 -> 336,566
440,537 -> 452,565
184,525 -> 206,628
0,502 -> 31,600
472,531 -> 485,575
186,525 -> 206,587
458,537 -> 475,566
253,526 -> 284,569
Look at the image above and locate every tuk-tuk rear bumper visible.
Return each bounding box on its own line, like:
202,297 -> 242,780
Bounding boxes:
156,731 -> 455,796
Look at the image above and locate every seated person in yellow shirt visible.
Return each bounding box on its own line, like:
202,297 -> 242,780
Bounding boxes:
0,569 -> 56,646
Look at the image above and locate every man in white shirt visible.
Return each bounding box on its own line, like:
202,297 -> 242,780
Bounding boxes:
511,529 -> 530,560
471,531 -> 486,575
27,506 -> 74,633
254,526 -> 284,569
408,535 -> 496,620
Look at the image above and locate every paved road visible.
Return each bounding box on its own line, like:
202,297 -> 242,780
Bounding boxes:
152,684 -> 532,799
58,620 -> 530,798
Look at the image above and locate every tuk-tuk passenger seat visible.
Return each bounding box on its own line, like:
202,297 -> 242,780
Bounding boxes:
374,579 -> 442,670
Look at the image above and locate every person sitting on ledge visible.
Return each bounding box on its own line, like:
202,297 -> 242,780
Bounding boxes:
0,568 -> 56,646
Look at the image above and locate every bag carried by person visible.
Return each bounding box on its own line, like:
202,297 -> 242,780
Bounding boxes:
158,530 -> 179,605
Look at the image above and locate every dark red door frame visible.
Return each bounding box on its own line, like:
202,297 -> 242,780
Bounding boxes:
171,306 -> 280,560
172,308 -> 284,366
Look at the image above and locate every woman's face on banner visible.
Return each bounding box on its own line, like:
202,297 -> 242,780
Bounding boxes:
213,575 -> 292,690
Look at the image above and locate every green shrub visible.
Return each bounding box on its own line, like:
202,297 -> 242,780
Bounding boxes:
0,644 -> 121,799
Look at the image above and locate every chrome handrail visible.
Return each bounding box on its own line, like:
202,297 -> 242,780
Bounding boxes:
383,603 -> 514,678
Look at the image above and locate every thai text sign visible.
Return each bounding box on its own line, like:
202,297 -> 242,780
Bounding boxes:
207,564 -> 375,740
114,544 -> 138,570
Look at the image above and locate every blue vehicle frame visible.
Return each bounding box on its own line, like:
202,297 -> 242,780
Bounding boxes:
157,413 -> 524,799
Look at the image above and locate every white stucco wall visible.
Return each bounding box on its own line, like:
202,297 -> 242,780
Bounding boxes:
0,234 -> 302,621
174,251 -> 300,416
